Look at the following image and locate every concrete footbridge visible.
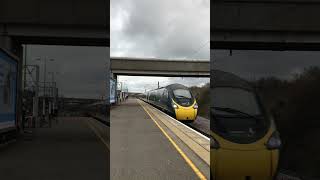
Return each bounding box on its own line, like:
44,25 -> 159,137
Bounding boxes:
111,57 -> 210,77
212,0 -> 320,50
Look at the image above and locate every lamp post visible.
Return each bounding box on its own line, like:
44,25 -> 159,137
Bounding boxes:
35,57 -> 54,97
35,57 -> 54,127
24,45 -> 27,91
48,72 -> 58,97
48,71 -> 59,117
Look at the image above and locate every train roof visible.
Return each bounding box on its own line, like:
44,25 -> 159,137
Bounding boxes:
211,69 -> 254,91
147,83 -> 189,92
165,83 -> 189,90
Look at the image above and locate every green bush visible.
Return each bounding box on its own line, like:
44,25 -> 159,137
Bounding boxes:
254,66 -> 320,178
190,83 -> 210,119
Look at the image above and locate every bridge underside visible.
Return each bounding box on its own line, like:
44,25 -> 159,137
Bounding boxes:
212,0 -> 320,50
1,0 -> 109,50
112,71 -> 209,77
1,24 -> 109,47
211,31 -> 320,50
15,36 -> 108,47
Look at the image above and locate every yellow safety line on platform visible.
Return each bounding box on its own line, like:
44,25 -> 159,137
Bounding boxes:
84,119 -> 110,150
138,100 -> 207,180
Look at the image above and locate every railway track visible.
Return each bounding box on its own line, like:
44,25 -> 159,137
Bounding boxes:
276,170 -> 302,180
139,98 -> 210,137
187,116 -> 210,137
276,170 -> 319,180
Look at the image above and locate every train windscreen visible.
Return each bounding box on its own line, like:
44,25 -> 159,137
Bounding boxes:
211,87 -> 269,143
213,87 -> 261,116
173,89 -> 193,107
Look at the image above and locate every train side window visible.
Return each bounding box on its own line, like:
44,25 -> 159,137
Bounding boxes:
157,89 -> 163,102
155,89 -> 159,102
162,89 -> 168,102
153,92 -> 156,101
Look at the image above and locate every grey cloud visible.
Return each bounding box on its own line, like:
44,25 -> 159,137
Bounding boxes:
111,0 -> 210,60
111,1 -> 210,92
167,77 -> 209,87
118,76 -> 209,93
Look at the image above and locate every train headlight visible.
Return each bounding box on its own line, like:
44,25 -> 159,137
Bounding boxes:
211,137 -> 220,149
266,131 -> 281,150
193,103 -> 198,109
172,104 -> 179,109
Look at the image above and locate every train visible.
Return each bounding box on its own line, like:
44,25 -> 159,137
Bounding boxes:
145,83 -> 198,121
210,70 -> 281,180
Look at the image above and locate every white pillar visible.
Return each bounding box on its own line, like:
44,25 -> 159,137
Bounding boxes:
42,99 -> 46,115
49,102 -> 52,115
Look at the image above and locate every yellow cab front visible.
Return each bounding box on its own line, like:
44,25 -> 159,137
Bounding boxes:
210,119 -> 280,180
172,99 -> 198,121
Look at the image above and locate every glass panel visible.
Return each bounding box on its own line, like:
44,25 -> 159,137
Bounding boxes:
173,89 -> 192,99
212,87 -> 261,116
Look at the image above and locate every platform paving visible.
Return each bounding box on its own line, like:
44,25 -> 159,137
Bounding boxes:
110,98 -> 208,180
0,117 -> 109,180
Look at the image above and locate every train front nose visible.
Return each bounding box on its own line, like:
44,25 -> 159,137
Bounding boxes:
212,149 -> 276,180
174,106 -> 197,120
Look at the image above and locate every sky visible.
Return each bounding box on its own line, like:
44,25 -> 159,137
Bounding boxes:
212,50 -> 320,81
111,0 -> 210,91
25,45 -> 108,99
111,0 -> 210,59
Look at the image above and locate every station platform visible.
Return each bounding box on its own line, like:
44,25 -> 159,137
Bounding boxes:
0,117 -> 109,180
111,98 -> 210,180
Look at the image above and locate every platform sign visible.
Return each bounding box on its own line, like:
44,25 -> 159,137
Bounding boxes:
0,49 -> 17,131
110,78 -> 116,104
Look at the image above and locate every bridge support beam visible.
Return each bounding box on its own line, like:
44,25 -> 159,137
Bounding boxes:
212,1 -> 320,50
0,33 -> 12,51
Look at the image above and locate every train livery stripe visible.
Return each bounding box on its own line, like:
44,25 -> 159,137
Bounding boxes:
138,100 -> 207,180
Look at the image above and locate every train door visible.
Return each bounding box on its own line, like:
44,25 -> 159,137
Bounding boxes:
157,88 -> 164,107
161,89 -> 169,111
